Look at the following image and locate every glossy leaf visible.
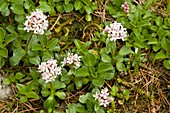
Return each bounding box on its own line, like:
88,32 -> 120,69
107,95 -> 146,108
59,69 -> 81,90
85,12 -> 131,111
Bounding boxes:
9,48 -> 26,66
97,62 -> 114,73
55,91 -> 66,99
163,60 -> 170,69
64,3 -> 73,13
0,27 -> 6,44
0,46 -> 8,58
161,38 -> 170,51
83,53 -> 96,66
118,45 -> 131,56
38,3 -> 51,12
116,61 -> 125,71
74,0 -> 83,10
10,3 -> 25,14
44,95 -> 55,108
101,54 -> 111,63
76,66 -> 89,77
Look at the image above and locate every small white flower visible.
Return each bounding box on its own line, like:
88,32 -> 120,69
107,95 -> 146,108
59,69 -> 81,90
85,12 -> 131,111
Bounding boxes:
24,9 -> 49,35
38,59 -> 62,83
104,21 -> 128,42
93,87 -> 113,107
61,52 -> 81,67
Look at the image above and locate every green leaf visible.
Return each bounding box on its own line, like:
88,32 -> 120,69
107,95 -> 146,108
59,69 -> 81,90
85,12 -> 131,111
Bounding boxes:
32,44 -> 45,51
147,38 -> 158,45
101,54 -> 111,63
0,56 -> 5,67
74,0 -> 83,10
47,38 -> 58,49
44,95 -> 54,108
3,78 -> 11,85
123,89 -> 130,100
29,56 -> 41,65
76,66 -> 89,77
16,83 -> 26,93
161,38 -> 170,51
38,35 -> 47,45
101,71 -> 115,80
67,103 -> 77,113
85,14 -> 92,22
118,45 -> 131,56
24,0 -> 35,10
15,14 -> 25,22
53,81 -> 66,90
157,27 -> 168,38
74,39 -> 82,50
15,72 -> 25,80
97,62 -> 113,73
111,86 -> 118,96
41,88 -> 50,97
10,3 -> 25,14
155,50 -> 166,60
0,46 -> 8,58
38,3 -> 51,12
116,61 -> 125,71
20,96 -> 28,103
92,77 -> 104,87
64,3 -> 73,13
167,1 -> 170,13
26,91 -> 39,99
83,6 -> 92,14
163,60 -> 170,69
0,2 -> 8,11
79,94 -> 88,104
153,45 -> 161,52
27,35 -> 38,50
30,69 -> 38,81
55,91 -> 66,99
1,8 -> 10,16
0,27 -> 6,44
6,25 -> 15,34
64,0 -> 70,4
83,53 -> 96,66
155,16 -> 163,27
144,0 -> 152,9
9,48 -> 26,66
74,78 -> 83,89
56,5 -> 64,13
114,0 -> 124,7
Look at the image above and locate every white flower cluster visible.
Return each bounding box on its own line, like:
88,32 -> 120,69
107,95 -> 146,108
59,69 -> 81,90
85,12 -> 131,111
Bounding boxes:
61,52 -> 81,67
121,2 -> 130,13
24,9 -> 49,35
93,87 -> 113,107
104,21 -> 128,42
38,59 -> 62,83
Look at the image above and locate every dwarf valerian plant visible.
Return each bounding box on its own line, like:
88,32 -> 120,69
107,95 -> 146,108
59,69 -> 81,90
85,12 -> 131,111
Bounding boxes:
24,9 -> 49,35
93,87 -> 113,107
38,59 -> 62,83
61,52 -> 81,67
104,21 -> 128,42
121,2 -> 130,13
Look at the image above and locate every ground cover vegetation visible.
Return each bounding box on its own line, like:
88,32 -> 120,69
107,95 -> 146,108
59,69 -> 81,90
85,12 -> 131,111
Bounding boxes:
0,0 -> 170,112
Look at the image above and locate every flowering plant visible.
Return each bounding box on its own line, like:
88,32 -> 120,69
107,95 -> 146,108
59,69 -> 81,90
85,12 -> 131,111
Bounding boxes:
61,52 -> 81,67
93,87 -> 113,107
122,2 -> 130,13
104,21 -> 128,42
38,59 -> 62,83
24,9 -> 49,35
